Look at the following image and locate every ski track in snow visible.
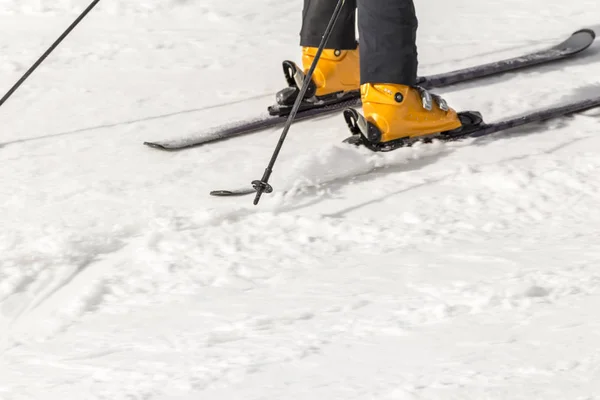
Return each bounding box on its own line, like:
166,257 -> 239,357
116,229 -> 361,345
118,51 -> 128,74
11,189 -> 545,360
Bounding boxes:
2,0 -> 600,399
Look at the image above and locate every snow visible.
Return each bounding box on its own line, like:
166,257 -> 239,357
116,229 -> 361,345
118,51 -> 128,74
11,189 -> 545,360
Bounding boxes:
2,0 -> 600,398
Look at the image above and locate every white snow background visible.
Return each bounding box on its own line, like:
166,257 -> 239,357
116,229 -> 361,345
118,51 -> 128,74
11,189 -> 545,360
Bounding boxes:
1,0 -> 600,398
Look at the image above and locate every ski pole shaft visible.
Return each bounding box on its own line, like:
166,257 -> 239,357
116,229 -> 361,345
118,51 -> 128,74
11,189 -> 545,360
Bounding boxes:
0,0 -> 102,109
252,0 -> 346,205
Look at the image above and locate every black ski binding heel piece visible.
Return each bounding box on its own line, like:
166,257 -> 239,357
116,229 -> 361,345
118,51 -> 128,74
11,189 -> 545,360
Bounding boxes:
269,60 -> 360,117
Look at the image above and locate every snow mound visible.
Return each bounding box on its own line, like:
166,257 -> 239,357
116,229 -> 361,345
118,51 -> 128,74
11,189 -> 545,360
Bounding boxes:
274,139 -> 454,198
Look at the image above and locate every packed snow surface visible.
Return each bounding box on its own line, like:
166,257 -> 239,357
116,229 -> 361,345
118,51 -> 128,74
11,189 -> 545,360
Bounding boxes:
2,0 -> 600,398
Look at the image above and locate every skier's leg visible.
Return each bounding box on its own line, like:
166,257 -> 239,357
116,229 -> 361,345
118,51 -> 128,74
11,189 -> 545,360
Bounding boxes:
300,0 -> 357,50
357,0 -> 417,85
297,0 -> 360,97
356,0 -> 461,143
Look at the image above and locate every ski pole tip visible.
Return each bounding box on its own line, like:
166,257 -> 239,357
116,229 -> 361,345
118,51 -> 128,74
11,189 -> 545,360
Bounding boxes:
251,179 -> 273,205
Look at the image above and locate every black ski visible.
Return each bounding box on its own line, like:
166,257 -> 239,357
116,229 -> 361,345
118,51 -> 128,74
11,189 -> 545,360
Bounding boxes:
210,94 -> 600,197
145,28 -> 595,151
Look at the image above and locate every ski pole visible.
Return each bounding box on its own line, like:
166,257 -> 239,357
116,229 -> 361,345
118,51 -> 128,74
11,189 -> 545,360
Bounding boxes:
0,0 -> 102,109
251,0 -> 346,205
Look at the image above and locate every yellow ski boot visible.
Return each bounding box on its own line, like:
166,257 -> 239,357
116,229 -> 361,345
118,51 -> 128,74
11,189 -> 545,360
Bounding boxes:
343,83 -> 478,151
301,47 -> 360,97
271,47 -> 360,116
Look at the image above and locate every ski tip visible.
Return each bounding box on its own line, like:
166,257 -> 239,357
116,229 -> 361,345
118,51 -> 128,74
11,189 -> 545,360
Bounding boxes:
554,28 -> 596,56
574,28 -> 596,40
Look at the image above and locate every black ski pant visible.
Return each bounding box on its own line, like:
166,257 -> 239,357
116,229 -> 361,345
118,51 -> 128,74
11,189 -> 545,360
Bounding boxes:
300,0 -> 418,86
